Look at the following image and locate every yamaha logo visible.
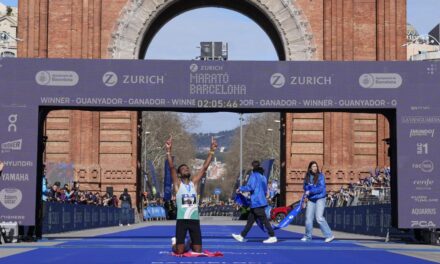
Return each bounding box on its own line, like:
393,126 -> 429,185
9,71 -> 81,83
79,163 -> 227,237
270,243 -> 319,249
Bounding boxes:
103,72 -> 118,87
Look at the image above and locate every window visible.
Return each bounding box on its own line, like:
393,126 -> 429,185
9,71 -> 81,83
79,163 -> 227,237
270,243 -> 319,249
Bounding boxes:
1,51 -> 15,57
0,32 -> 9,41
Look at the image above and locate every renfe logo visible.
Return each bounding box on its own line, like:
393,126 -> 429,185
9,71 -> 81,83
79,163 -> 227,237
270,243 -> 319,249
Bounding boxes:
0,188 -> 23,210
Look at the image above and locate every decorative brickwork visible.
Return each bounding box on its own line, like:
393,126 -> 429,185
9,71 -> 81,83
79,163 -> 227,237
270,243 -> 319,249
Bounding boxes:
18,0 -> 406,207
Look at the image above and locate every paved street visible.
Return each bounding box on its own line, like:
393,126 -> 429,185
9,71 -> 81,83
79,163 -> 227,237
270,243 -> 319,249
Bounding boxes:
1,217 -> 439,263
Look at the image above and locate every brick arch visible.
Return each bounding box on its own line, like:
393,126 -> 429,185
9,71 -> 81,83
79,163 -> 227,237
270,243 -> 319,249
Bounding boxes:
108,0 -> 316,61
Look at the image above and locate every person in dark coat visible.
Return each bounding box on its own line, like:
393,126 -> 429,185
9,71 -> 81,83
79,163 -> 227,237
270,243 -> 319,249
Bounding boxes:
119,188 -> 132,226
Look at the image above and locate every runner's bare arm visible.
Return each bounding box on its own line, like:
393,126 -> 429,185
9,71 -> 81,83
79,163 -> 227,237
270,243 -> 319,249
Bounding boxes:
192,136 -> 217,185
166,136 -> 179,188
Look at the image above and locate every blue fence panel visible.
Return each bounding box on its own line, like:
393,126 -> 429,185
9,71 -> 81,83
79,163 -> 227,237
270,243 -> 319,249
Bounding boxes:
42,202 -> 134,234
143,206 -> 166,220
291,204 -> 392,237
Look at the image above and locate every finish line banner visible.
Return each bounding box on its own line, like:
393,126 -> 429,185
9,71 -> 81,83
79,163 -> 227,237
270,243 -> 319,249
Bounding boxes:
0,58 -> 439,228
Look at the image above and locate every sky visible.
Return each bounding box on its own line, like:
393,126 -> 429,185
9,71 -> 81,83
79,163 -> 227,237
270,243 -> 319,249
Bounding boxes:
0,0 -> 15,7
407,0 -> 440,35
145,8 -> 277,133
2,0 -> 440,133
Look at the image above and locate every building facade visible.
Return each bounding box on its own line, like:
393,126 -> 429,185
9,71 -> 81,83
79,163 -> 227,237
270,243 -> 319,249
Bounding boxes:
18,0 -> 406,207
0,3 -> 18,57
406,23 -> 440,61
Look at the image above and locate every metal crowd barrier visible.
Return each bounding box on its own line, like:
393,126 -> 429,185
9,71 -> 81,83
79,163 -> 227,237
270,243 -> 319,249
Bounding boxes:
199,205 -> 236,217
292,203 -> 393,237
42,201 -> 135,234
143,206 -> 166,221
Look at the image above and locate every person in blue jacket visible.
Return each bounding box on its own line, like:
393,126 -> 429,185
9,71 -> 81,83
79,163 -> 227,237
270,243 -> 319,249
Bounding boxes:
301,161 -> 334,242
232,161 -> 277,243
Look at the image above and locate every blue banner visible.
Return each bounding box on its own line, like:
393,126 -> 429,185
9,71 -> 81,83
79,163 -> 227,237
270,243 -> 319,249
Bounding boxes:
42,202 -> 134,234
231,171 -> 242,200
199,173 -> 207,205
143,170 -> 152,195
273,195 -> 305,230
148,160 -> 161,198
143,205 -> 167,220
291,204 -> 393,237
163,158 -> 173,201
261,159 -> 274,180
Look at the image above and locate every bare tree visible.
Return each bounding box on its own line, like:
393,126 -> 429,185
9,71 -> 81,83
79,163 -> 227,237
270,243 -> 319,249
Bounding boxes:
141,112 -> 196,195
224,113 -> 281,196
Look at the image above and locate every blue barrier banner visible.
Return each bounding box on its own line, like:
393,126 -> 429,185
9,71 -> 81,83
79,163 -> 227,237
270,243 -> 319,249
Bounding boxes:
143,170 -> 153,196
148,160 -> 161,198
199,173 -> 207,205
3,59 -> 440,228
231,172 -> 242,200
261,159 -> 274,180
143,205 -> 166,220
164,158 -> 173,201
291,204 -> 392,237
42,202 -> 134,234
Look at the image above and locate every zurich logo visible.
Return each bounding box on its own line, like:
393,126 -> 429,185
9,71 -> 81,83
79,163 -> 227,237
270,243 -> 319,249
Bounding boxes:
270,73 -> 286,88
103,72 -> 118,87
190,64 -> 199,73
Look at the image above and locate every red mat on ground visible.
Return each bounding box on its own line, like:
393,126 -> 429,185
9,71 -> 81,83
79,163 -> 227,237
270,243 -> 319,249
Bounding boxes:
172,250 -> 223,257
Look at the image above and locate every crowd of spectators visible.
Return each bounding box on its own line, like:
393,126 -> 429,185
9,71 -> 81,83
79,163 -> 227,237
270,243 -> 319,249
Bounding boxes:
43,178 -> 119,207
326,167 -> 391,207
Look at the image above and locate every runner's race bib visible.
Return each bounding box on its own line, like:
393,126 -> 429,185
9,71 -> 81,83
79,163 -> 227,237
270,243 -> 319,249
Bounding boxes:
181,194 -> 197,208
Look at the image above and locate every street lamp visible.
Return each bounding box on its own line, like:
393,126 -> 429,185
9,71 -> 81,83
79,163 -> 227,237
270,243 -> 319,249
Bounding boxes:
142,131 -> 151,193
272,119 -> 282,181
267,128 -> 274,158
239,113 -> 244,185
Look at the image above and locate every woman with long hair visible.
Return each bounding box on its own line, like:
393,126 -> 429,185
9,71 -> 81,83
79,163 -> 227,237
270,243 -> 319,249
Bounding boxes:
301,161 -> 334,242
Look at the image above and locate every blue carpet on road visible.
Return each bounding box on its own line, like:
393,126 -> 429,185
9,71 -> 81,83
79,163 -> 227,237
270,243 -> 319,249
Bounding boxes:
0,225 -> 438,264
